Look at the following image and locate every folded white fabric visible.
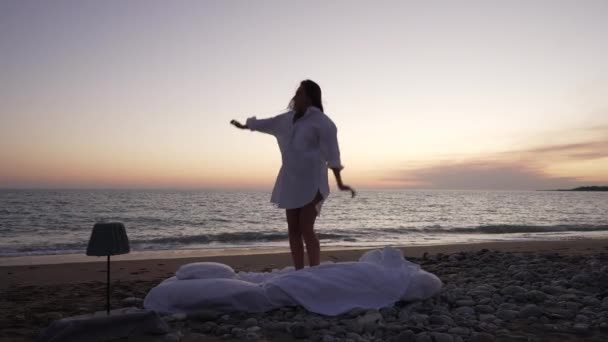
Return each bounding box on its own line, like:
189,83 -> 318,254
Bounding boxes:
144,246 -> 442,316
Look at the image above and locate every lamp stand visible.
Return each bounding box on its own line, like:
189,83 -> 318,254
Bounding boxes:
106,255 -> 110,315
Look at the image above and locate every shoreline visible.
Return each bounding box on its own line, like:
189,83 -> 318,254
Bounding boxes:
3,232 -> 608,267
2,238 -> 607,289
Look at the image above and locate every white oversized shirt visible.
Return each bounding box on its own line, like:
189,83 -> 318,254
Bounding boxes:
246,106 -> 343,213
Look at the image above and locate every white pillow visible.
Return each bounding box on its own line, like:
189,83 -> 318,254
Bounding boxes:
176,262 -> 236,280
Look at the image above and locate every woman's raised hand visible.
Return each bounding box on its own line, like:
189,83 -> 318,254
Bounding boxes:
230,119 -> 247,129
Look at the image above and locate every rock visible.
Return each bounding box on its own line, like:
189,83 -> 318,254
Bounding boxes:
345,332 -> 361,340
563,301 -> 581,311
246,326 -> 261,333
215,326 -> 229,336
518,304 -> 542,318
447,327 -> 470,336
541,285 -> 564,295
602,297 -> 608,309
122,297 -> 144,305
243,317 -> 258,328
455,299 -> 476,307
469,290 -> 492,299
513,292 -> 528,303
415,332 -> 432,342
526,290 -> 547,303
230,327 -> 245,338
182,333 -> 207,342
500,286 -> 525,296
474,285 -> 497,292
479,314 -> 496,322
497,303 -> 517,311
332,327 -> 347,337
36,312 -> 63,323
478,298 -> 492,305
573,323 -> 590,333
358,311 -> 383,332
571,273 -> 592,284
430,332 -> 454,342
265,321 -> 290,331
380,307 -> 398,319
496,309 -> 518,321
347,308 -> 366,318
322,335 -> 336,342
409,313 -> 430,324
470,332 -> 495,342
343,319 -> 363,334
168,313 -> 187,321
559,294 -> 579,302
40,310 -> 169,341
545,306 -> 576,319
491,294 -> 502,304
575,314 -> 589,323
164,333 -> 180,342
188,310 -> 219,322
389,330 -> 415,342
543,323 -> 559,332
245,332 -> 259,340
430,314 -> 454,326
194,321 -> 217,334
317,320 -> 330,329
290,323 -> 310,339
452,307 -> 475,316
513,271 -> 535,281
582,296 -> 600,307
475,305 -> 495,314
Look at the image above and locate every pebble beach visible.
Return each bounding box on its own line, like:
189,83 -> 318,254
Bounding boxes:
2,239 -> 608,342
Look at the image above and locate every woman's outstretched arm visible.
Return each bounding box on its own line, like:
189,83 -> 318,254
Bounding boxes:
231,113 -> 286,135
331,168 -> 356,198
319,119 -> 355,198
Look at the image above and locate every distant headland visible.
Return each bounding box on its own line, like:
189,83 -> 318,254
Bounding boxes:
541,186 -> 608,192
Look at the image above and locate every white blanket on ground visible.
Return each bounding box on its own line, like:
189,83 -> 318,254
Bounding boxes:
143,246 -> 442,316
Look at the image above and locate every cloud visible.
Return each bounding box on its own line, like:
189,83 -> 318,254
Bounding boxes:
520,141 -> 608,160
385,125 -> 608,190
385,160 -> 584,190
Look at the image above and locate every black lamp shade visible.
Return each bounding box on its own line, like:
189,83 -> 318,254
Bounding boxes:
86,222 -> 130,256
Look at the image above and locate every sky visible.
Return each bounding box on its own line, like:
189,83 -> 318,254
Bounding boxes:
1,0 -> 607,190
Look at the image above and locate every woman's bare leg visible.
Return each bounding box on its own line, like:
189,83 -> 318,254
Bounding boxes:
286,208 -> 305,270
299,193 -> 323,267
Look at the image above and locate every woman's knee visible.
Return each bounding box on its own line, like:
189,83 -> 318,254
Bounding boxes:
302,230 -> 319,244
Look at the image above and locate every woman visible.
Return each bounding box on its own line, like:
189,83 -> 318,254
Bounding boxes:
231,80 -> 355,270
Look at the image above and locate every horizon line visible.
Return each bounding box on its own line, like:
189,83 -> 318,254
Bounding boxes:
2,186 -> 604,192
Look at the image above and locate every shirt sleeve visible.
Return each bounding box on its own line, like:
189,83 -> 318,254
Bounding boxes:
246,113 -> 284,136
319,118 -> 344,170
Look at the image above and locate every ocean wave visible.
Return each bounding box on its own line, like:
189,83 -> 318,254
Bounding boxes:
129,231 -> 350,245
0,230 -> 354,256
449,224 -> 608,234
376,224 -> 608,234
2,224 -> 607,257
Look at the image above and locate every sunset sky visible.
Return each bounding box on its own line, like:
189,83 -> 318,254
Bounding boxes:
1,0 -> 607,190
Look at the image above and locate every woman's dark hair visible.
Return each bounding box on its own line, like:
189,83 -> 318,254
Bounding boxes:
289,79 -> 324,112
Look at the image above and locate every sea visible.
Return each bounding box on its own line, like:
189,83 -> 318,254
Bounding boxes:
1,189 -> 607,257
